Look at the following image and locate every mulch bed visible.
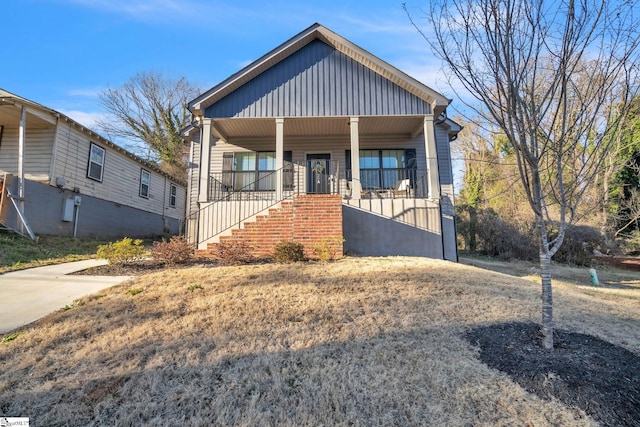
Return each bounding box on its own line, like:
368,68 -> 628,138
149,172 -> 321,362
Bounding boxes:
466,322 -> 640,427
71,258 -> 217,276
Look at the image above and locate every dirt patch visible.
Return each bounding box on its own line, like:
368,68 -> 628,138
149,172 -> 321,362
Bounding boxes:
595,255 -> 640,272
466,322 -> 640,427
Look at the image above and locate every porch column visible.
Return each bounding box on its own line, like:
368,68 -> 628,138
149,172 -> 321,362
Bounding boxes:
198,119 -> 212,203
423,115 -> 441,200
275,117 -> 284,200
18,105 -> 26,233
349,117 -> 361,200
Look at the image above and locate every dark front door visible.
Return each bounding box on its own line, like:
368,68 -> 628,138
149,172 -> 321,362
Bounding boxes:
307,154 -> 331,194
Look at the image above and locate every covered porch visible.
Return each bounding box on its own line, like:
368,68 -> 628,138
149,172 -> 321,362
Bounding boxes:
186,114 -> 448,254
197,114 -> 442,202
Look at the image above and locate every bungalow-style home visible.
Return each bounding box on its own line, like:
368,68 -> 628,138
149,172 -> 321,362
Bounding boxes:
182,23 -> 461,261
0,88 -> 186,238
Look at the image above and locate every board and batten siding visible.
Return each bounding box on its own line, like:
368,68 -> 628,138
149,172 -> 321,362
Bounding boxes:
0,125 -> 55,182
51,122 -> 184,219
435,125 -> 455,198
205,40 -> 432,119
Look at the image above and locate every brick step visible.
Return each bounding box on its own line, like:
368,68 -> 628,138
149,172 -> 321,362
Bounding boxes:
196,195 -> 344,260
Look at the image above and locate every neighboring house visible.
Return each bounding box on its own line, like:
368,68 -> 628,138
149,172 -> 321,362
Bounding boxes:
182,23 -> 461,261
0,88 -> 187,238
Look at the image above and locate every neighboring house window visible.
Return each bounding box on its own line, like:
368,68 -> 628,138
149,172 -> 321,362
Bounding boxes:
346,149 -> 417,189
87,143 -> 105,182
221,151 -> 292,191
169,184 -> 177,207
139,169 -> 150,198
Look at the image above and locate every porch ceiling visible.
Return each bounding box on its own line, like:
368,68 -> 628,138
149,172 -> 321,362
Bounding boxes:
212,115 -> 425,139
0,103 -> 53,129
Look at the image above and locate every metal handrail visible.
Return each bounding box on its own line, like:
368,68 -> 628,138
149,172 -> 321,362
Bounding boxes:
183,160 -> 339,246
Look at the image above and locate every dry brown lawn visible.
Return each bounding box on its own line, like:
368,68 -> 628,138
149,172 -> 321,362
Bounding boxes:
1,257 -> 639,426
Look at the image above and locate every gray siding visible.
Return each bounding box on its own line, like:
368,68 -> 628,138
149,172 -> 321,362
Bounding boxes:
435,125 -> 454,187
4,179 -> 181,238
205,40 -> 432,118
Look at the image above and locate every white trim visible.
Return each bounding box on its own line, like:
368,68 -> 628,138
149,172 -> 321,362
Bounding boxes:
139,168 -> 151,199
87,142 -> 105,183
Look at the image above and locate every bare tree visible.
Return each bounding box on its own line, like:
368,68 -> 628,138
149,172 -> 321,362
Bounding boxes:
97,71 -> 200,178
406,0 -> 640,349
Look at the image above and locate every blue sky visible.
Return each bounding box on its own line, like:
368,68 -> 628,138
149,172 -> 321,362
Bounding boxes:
1,0 -> 452,129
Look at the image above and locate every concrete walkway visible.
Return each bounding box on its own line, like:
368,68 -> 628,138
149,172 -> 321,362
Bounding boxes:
0,259 -> 133,334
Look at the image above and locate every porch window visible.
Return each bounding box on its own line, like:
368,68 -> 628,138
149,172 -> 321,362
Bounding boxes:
222,151 -> 293,192
347,149 -> 417,189
232,152 -> 275,190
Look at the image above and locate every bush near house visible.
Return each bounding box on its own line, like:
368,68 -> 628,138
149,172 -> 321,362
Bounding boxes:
150,236 -> 193,265
312,236 -> 345,261
96,237 -> 145,265
273,240 -> 306,263
216,241 -> 255,266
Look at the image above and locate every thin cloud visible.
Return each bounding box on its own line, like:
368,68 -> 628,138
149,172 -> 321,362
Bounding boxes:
67,88 -> 103,98
58,109 -> 108,130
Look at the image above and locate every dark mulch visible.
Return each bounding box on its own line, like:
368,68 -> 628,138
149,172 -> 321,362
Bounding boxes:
71,258 -> 218,276
466,322 -> 640,427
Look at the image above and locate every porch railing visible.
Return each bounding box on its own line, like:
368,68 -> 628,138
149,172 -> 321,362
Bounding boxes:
184,160 -> 339,246
344,168 -> 428,199
183,162 -> 431,247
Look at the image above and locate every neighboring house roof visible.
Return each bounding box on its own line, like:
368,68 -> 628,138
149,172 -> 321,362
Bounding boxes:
188,23 -> 452,118
0,88 -> 186,186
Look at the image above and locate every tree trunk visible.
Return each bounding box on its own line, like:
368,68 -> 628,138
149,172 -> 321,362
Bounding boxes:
540,250 -> 554,349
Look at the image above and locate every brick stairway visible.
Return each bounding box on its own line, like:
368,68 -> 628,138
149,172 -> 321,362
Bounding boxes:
195,194 -> 343,260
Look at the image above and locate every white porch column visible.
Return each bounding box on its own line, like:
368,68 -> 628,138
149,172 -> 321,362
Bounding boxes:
349,117 -> 361,200
18,105 -> 26,232
423,115 -> 441,200
198,119 -> 212,203
275,117 -> 284,200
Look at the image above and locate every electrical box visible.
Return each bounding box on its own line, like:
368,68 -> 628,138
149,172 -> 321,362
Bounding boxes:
62,199 -> 74,222
74,196 -> 82,206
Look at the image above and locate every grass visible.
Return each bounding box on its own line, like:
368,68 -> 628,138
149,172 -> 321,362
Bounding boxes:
0,257 -> 638,425
0,232 -> 109,273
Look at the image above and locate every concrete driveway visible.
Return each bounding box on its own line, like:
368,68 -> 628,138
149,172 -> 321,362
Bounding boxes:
0,259 -> 133,334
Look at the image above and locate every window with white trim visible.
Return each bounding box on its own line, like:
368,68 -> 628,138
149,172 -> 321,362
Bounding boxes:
87,143 -> 105,182
139,169 -> 150,198
169,184 -> 177,207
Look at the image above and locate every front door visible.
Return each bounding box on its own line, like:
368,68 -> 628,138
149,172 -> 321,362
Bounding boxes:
307,154 -> 331,194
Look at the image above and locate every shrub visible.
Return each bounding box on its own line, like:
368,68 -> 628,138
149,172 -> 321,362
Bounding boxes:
475,210 -> 537,261
273,240 -> 306,263
312,236 -> 345,261
150,236 -> 193,265
96,237 -> 145,265
216,241 -> 255,266
551,224 -> 604,266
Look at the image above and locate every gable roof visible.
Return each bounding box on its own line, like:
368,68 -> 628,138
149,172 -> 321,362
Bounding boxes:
189,23 -> 451,117
0,88 -> 186,185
